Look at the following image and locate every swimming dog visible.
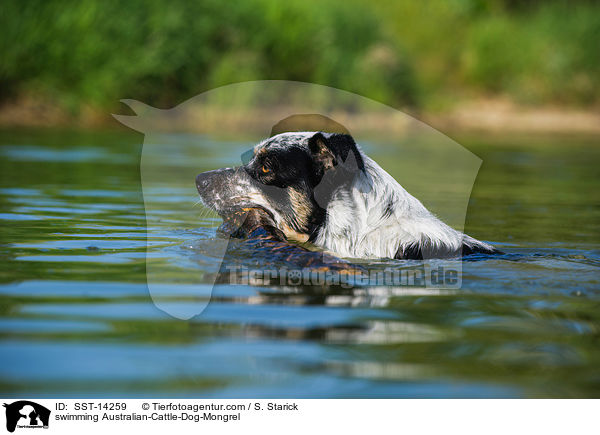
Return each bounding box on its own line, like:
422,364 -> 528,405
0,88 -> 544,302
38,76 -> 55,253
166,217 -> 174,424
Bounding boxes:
196,131 -> 499,260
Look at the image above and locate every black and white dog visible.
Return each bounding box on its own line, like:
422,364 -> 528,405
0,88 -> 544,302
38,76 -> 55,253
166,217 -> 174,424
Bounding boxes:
196,131 -> 499,260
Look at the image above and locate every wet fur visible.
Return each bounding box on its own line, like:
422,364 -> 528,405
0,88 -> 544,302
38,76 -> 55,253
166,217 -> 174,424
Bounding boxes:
217,207 -> 360,273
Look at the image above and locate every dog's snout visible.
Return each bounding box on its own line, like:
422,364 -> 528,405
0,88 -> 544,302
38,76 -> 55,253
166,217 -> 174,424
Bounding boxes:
195,172 -> 211,190
195,167 -> 247,214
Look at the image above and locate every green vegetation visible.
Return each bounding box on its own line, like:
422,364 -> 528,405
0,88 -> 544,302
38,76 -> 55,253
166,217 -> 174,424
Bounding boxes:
1,0 -> 598,114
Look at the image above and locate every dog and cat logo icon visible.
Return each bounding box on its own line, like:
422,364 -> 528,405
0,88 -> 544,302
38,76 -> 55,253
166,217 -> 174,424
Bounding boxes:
3,401 -> 50,432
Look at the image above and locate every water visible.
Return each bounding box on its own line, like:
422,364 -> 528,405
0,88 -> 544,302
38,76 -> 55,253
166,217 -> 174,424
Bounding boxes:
0,128 -> 598,398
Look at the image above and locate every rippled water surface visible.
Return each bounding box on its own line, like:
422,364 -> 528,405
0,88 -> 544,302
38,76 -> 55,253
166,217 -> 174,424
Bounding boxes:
0,128 -> 598,398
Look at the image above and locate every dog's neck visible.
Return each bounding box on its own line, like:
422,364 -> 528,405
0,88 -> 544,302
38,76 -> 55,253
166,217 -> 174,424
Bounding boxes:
314,156 -> 488,259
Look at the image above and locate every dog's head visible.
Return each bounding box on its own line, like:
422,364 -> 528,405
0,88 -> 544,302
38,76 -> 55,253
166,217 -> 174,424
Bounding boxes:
196,132 -> 365,242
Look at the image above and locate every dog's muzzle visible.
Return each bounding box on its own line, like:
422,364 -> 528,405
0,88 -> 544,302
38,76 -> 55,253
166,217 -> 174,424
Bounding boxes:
196,167 -> 262,217
195,167 -> 237,200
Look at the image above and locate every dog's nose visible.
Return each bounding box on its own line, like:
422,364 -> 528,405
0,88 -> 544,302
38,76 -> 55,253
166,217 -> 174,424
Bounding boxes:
195,172 -> 211,191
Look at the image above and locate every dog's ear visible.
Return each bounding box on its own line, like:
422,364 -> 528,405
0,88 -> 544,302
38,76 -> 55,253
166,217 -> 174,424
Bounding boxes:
308,132 -> 336,171
308,132 -> 364,173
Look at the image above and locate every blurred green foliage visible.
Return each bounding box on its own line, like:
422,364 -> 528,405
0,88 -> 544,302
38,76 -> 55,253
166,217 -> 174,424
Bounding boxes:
0,0 -> 598,113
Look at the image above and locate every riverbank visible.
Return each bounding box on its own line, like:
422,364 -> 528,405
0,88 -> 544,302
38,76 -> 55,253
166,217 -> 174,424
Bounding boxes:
0,95 -> 599,136
425,98 -> 600,136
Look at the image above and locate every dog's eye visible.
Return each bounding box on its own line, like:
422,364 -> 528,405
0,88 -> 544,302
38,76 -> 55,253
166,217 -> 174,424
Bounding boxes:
261,165 -> 270,174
